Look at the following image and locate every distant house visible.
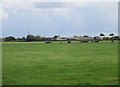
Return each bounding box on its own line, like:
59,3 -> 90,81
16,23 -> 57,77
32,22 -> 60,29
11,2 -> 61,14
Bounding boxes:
74,36 -> 94,41
53,35 -> 63,40
44,37 -> 53,41
44,35 -> 103,42
53,35 -> 77,41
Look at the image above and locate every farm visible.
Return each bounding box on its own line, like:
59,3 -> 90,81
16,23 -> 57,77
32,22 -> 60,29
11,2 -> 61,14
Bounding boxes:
2,41 -> 118,85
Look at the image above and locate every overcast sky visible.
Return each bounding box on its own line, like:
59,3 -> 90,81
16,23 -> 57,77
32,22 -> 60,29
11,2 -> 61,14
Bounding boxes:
0,0 -> 118,37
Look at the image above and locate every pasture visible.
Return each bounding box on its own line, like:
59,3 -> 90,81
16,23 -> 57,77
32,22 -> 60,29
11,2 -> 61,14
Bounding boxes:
2,42 -> 118,85
0,42 -> 2,86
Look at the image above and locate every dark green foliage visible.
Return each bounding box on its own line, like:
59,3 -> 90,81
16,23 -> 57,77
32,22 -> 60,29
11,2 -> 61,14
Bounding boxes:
35,36 -> 42,41
5,36 -> 16,41
95,40 -> 99,42
109,33 -> 115,42
100,33 -> 105,36
45,41 -> 51,43
26,34 -> 35,41
113,36 -> 120,40
16,37 -> 26,42
83,35 -> 89,37
67,39 -> 71,43
91,41 -> 93,43
103,37 -> 109,40
109,33 -> 114,36
111,40 -> 114,42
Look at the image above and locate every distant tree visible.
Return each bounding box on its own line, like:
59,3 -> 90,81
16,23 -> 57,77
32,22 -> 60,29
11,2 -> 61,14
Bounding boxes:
26,34 -> 35,41
100,33 -> 105,36
83,35 -> 89,37
113,36 -> 119,40
5,36 -> 16,41
45,41 -> 51,44
109,33 -> 115,42
35,36 -> 42,41
17,37 -> 26,42
67,39 -> 71,43
109,33 -> 114,36
22,37 -> 26,40
74,36 -> 78,38
103,37 -> 109,40
41,37 -> 46,41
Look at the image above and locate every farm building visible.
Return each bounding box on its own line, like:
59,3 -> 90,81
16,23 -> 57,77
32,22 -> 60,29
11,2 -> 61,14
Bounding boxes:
44,35 -> 102,42
53,35 -> 77,41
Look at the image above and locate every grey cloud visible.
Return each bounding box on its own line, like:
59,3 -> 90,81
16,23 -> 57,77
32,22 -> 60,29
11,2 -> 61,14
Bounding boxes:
34,2 -> 65,9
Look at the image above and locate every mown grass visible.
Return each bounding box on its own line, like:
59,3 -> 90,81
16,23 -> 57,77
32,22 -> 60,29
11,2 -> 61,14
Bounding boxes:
2,42 -> 118,85
0,42 -> 2,86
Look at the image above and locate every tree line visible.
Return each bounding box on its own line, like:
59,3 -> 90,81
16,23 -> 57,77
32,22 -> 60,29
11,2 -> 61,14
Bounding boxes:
4,35 -> 44,42
2,33 -> 120,42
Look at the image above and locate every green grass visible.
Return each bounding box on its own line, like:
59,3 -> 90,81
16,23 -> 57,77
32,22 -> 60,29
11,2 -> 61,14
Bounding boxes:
2,42 -> 118,85
0,42 -> 2,86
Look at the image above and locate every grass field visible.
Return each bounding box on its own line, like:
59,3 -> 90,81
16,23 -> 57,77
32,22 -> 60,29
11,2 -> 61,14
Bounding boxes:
2,42 -> 118,85
0,42 -> 2,86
